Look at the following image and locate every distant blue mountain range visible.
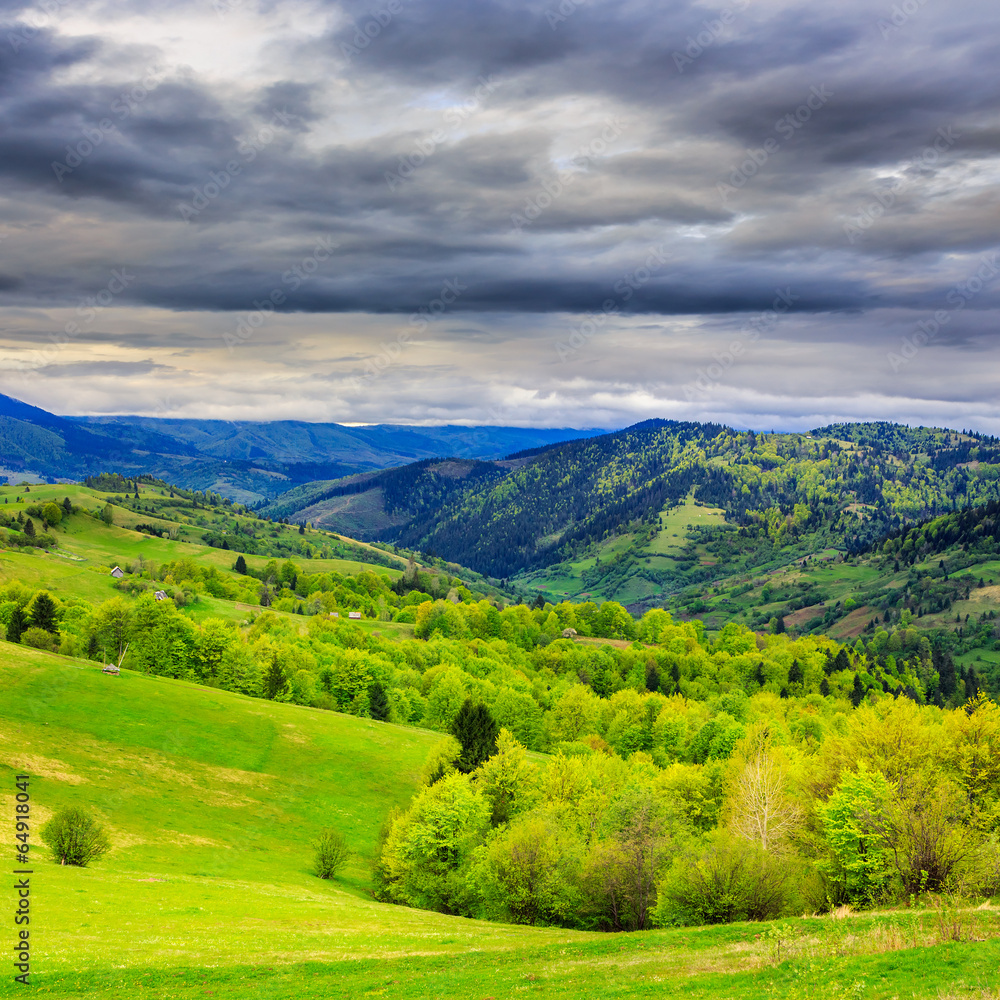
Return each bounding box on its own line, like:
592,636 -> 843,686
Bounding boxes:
0,392 -> 604,502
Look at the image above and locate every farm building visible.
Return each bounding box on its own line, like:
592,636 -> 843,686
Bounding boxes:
348,611 -> 362,619
110,566 -> 124,579
154,590 -> 168,601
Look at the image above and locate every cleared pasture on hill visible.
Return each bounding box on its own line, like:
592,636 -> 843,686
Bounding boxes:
644,494 -> 726,557
0,481 -> 402,610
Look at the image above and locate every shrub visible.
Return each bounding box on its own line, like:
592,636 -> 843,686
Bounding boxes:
40,808 -> 111,866
655,831 -> 794,926
21,626 -> 57,651
314,828 -> 351,879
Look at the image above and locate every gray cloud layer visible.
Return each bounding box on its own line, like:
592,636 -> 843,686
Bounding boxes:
0,0 -> 998,429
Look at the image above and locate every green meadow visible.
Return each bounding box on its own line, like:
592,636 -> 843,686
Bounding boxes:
526,494 -> 727,604
0,480 -> 402,625
2,647 -> 999,999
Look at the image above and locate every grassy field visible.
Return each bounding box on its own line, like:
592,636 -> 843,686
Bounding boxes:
2,647 -> 999,999
645,494 -> 726,557
525,495 -> 727,604
0,482 -> 403,620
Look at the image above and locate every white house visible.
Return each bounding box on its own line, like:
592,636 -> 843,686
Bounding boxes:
154,590 -> 168,601
348,611 -> 362,619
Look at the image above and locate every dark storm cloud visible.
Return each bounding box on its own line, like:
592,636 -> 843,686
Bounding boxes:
0,0 -> 998,426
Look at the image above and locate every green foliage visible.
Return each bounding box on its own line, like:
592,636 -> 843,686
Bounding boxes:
40,807 -> 111,867
451,699 -> 499,773
819,766 -> 894,907
7,604 -> 25,643
28,590 -> 59,633
655,831 -> 795,926
420,736 -> 462,787
469,815 -> 581,925
21,625 -> 57,650
380,771 -> 490,914
101,503 -> 114,525
368,680 -> 390,721
313,828 -> 351,879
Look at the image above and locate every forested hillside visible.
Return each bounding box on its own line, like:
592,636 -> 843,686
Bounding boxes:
262,421 -> 1000,608
1,475 -> 997,964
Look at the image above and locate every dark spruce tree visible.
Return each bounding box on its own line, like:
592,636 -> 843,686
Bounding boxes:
263,654 -> 286,700
788,659 -> 803,685
7,606 -> 25,644
850,673 -> 865,708
368,681 -> 390,721
937,650 -> 958,699
964,667 -> 980,703
450,698 -> 499,773
22,517 -> 35,539
29,592 -> 58,634
234,554 -> 248,575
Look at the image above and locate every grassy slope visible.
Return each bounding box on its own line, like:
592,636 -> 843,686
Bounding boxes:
0,481 -> 403,612
667,546 -> 1000,641
2,648 -> 999,999
526,494 -> 727,604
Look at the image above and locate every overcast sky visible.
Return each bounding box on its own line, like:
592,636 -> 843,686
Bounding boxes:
0,0 -> 998,431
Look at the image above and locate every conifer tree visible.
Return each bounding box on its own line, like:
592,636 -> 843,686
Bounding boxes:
234,555 -> 248,575
451,698 -> 499,773
850,673 -> 865,707
264,654 -> 286,700
29,592 -> 58,634
788,659 -> 803,685
368,681 -> 390,721
7,606 -> 25,643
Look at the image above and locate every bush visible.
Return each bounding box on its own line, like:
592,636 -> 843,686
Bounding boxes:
40,808 -> 111,866
655,832 -> 795,926
21,626 -> 57,651
314,828 -> 351,879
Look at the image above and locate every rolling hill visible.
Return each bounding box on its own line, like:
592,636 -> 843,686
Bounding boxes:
3,649 -> 998,999
260,419 -> 1000,606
